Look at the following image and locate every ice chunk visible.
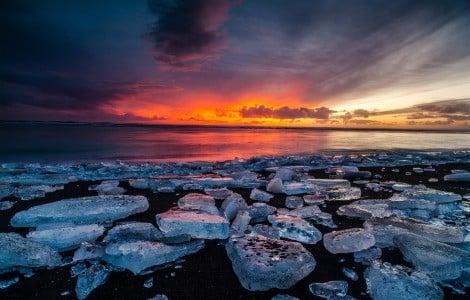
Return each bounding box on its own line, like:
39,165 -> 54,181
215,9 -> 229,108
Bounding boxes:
323,228 -> 375,254
363,219 -> 409,248
250,188 -> 273,202
311,211 -> 337,228
156,209 -> 229,239
266,178 -> 283,194
128,179 -> 149,189
282,182 -> 318,195
342,267 -> 358,281
27,224 -> 105,252
388,195 -> 436,211
11,195 -> 149,227
283,205 -> 322,219
247,203 -> 276,223
104,240 -> 204,274
365,182 -> 382,192
177,193 -> 218,215
271,294 -> 299,300
0,277 -> 19,289
401,187 -> 461,204
221,193 -> 247,221
250,224 -> 280,239
143,277 -> 153,288
303,193 -> 328,205
231,210 -> 251,235
282,205 -> 335,228
326,187 -> 361,201
444,172 -> 470,182
337,203 -> 392,220
225,234 -> 316,291
394,233 -> 470,281
89,180 -> 125,195
0,183 -> 13,200
14,184 -> 63,201
0,233 -> 62,271
204,187 -> 233,200
365,217 -> 465,244
188,176 -> 236,189
307,179 -> 350,189
229,171 -> 264,188
71,262 -> 87,277
285,196 -> 303,209
392,183 -> 413,191
354,180 -> 370,185
75,263 -> 110,300
268,214 -> 322,244
73,243 -> 104,262
353,247 -> 382,265
364,261 -> 443,300
0,200 -> 15,211
270,167 -> 295,181
178,193 -> 215,208
309,280 -> 349,299
103,222 -> 164,243
148,294 -> 169,300
434,202 -> 463,218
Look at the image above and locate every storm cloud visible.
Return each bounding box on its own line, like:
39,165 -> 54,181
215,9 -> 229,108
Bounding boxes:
240,105 -> 333,119
148,0 -> 232,71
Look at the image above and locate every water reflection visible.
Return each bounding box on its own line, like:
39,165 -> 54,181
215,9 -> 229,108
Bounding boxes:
0,124 -> 468,162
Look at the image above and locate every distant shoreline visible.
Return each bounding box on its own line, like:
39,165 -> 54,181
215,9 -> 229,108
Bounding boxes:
1,120 -> 469,134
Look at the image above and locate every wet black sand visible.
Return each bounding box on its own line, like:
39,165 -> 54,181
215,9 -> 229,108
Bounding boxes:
0,163 -> 469,299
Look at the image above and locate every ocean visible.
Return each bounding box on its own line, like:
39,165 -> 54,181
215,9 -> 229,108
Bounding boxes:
0,122 -> 469,162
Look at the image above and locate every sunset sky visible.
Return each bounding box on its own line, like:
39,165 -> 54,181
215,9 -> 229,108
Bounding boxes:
1,0 -> 470,129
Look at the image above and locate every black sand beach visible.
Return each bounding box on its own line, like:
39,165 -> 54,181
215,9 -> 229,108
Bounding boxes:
0,162 -> 468,300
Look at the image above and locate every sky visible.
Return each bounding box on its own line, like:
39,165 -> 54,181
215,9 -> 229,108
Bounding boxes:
1,0 -> 470,129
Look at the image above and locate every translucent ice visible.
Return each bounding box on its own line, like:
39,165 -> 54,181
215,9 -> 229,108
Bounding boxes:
0,233 -> 62,272
225,234 -> 316,291
156,209 -> 229,239
103,222 -> 164,243
104,240 -> 204,274
11,195 -> 149,227
27,224 -> 105,252
250,188 -> 273,202
75,263 -> 110,300
309,280 -> 350,299
323,228 -> 375,254
364,261 -> 443,300
394,233 -> 470,281
268,214 -> 322,244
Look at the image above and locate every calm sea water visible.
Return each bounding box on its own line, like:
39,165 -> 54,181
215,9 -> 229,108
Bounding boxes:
0,122 -> 469,162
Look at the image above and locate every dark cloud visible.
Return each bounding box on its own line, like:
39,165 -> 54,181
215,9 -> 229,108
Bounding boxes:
404,99 -> 470,124
225,0 -> 470,101
0,71 -> 179,111
348,119 -> 380,125
417,99 -> 470,114
342,112 -> 353,123
353,109 -> 370,118
239,105 -> 333,119
409,119 -> 454,126
341,110 -> 372,124
148,0 -> 232,71
109,112 -> 168,123
0,1 -> 164,118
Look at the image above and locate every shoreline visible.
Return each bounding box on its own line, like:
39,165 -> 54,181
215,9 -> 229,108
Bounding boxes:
1,148 -> 470,165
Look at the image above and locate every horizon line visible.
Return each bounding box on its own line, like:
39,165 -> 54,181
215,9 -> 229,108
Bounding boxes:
1,119 -> 469,133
